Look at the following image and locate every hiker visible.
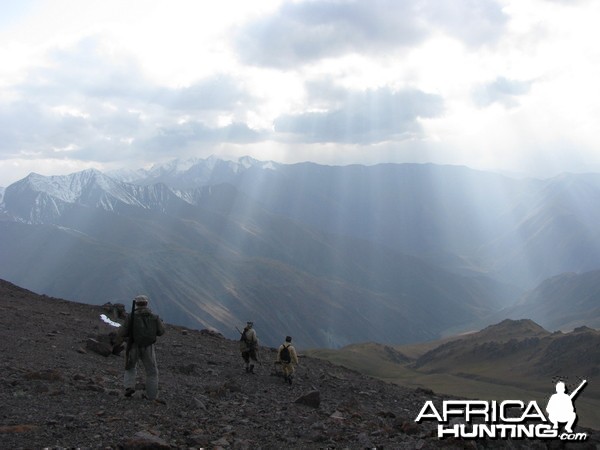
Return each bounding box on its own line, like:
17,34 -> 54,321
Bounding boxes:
115,295 -> 166,400
546,381 -> 578,433
277,336 -> 299,385
240,321 -> 259,373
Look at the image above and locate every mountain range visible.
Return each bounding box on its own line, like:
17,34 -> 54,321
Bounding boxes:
2,156 -> 600,347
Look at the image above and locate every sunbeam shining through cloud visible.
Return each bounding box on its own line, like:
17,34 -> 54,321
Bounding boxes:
0,0 -> 600,185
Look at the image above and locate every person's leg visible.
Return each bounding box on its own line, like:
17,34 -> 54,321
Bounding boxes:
565,412 -> 576,433
124,346 -> 138,396
140,346 -> 159,400
249,350 -> 257,373
283,363 -> 294,384
242,351 -> 250,371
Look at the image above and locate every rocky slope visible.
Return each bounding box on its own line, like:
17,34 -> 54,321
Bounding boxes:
1,279 -> 598,449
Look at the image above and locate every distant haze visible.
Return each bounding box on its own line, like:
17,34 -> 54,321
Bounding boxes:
2,158 -> 600,347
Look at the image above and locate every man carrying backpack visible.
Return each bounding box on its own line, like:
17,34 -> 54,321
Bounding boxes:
277,336 -> 299,385
115,295 -> 166,401
239,321 -> 259,373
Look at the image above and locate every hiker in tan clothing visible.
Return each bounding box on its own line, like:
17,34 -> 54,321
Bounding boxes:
277,336 -> 299,385
240,321 -> 259,373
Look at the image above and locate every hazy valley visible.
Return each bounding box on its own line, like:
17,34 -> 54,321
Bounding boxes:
2,157 -> 600,349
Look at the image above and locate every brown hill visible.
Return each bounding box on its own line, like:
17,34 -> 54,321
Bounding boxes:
309,319 -> 600,432
413,319 -> 600,384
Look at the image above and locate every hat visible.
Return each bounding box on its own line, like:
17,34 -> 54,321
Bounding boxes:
285,336 -> 292,342
246,321 -> 254,326
134,295 -> 149,305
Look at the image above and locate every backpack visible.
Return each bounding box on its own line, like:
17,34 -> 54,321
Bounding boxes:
132,310 -> 159,347
280,344 -> 291,363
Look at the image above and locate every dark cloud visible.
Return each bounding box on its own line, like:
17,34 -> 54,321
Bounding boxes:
0,94 -> 264,162
19,38 -> 150,103
473,77 -> 533,108
235,0 -> 426,68
143,122 -> 268,154
0,37 -> 258,163
20,38 -> 250,112
0,98 -> 145,162
0,101 -> 40,154
274,86 -> 444,144
0,100 -> 87,155
235,0 -> 507,68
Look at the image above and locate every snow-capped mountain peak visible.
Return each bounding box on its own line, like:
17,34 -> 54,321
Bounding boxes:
238,155 -> 259,169
15,169 -> 126,204
3,169 -> 153,223
2,156 -> 282,223
109,155 -> 279,188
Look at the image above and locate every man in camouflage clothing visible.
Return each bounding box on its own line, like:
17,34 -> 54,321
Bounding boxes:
115,295 -> 166,400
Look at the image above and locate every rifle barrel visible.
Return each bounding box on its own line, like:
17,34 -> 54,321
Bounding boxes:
570,380 -> 587,399
125,300 -> 136,365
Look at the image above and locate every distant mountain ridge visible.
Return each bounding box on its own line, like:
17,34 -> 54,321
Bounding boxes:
307,318 -> 600,429
9,156 -> 600,289
2,157 -> 279,223
3,169 -> 193,223
109,157 -> 600,288
498,270 -> 600,330
109,155 -> 279,189
2,157 -> 600,346
412,318 -> 600,391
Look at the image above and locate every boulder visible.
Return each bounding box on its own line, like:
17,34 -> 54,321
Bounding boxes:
294,390 -> 321,408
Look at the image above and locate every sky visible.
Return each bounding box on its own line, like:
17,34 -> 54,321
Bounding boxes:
0,0 -> 599,186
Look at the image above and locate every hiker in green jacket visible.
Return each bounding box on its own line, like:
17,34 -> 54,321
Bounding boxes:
115,295 -> 166,400
277,336 -> 299,385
